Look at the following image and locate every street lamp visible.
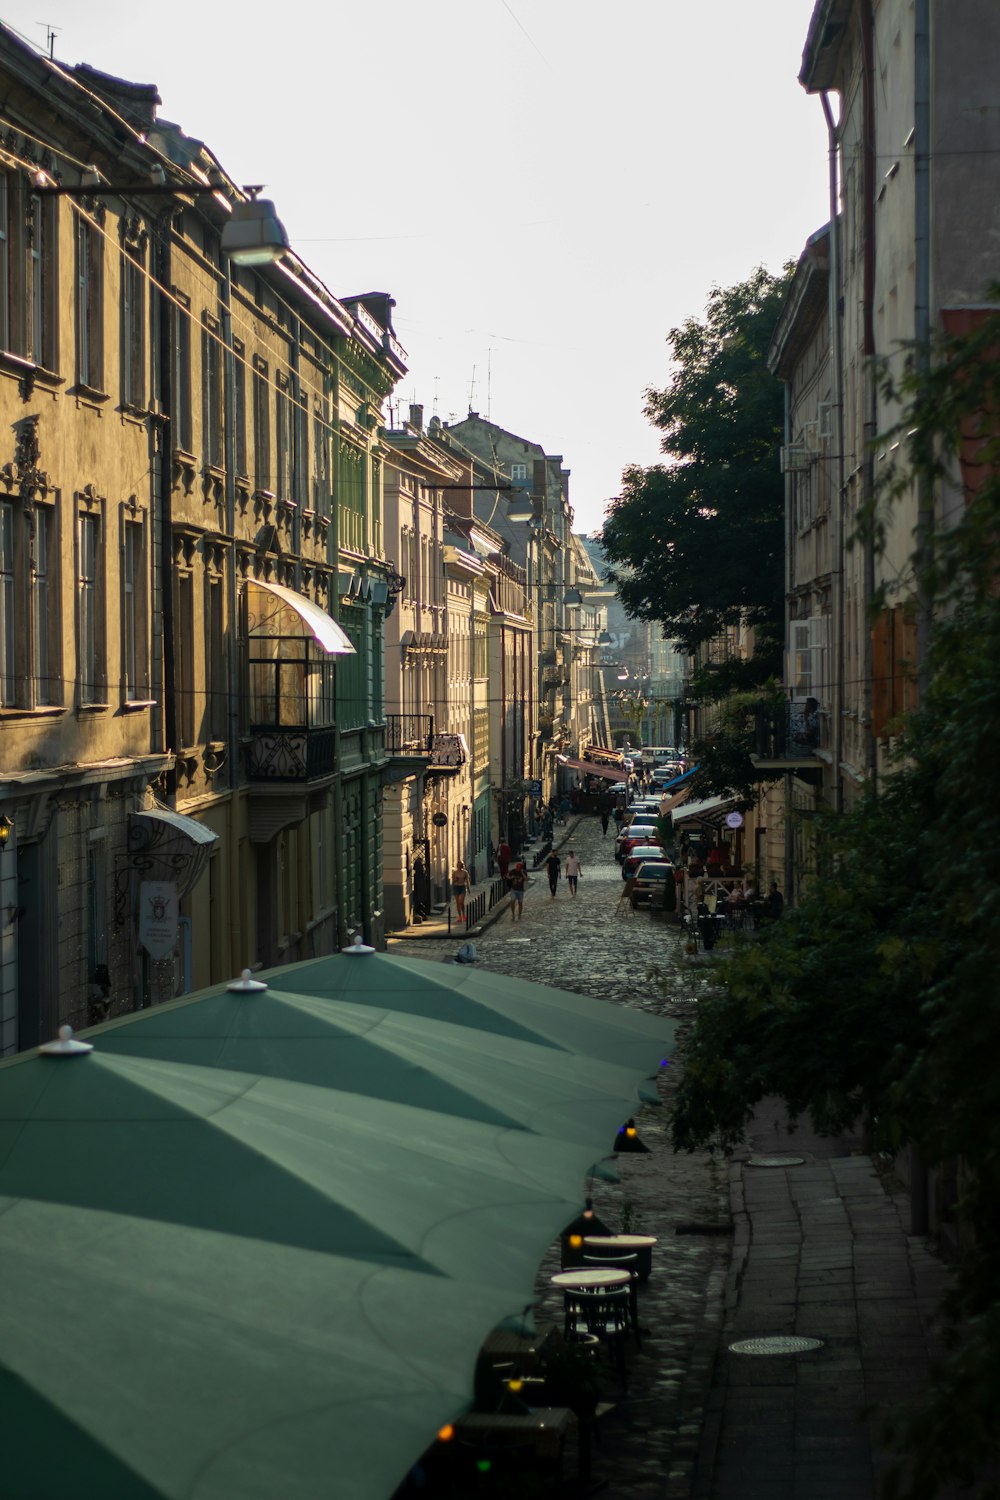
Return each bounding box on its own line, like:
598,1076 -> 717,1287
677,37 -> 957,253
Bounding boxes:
217,190 -> 289,266
507,494 -> 534,523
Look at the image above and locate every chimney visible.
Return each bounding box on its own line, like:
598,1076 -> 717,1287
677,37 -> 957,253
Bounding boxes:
409,404 -> 424,431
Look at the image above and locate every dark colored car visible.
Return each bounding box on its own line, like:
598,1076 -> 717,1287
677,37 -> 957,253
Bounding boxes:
631,861 -> 676,906
618,825 -> 660,861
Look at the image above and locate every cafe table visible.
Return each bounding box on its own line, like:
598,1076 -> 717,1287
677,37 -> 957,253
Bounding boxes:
582,1232 -> 658,1281
550,1266 -> 631,1290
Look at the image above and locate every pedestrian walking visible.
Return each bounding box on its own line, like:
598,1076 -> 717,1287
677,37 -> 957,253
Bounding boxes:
565,850 -> 582,896
766,880 -> 784,920
545,849 -> 562,900
508,863 -> 527,921
496,839 -> 512,880
451,860 -> 470,922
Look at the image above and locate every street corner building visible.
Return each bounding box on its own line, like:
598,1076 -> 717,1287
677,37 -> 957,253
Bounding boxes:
0,30 -> 405,1053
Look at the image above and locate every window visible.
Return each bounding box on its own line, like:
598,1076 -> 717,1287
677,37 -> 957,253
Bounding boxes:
312,410 -> 329,515
275,374 -> 292,499
79,511 -> 104,703
295,392 -> 308,501
174,566 -> 195,745
27,193 -> 57,369
205,572 -> 226,741
233,340 -> 248,477
0,501 -> 13,705
32,505 -> 55,705
511,462 -> 527,481
172,297 -> 192,452
75,215 -> 103,390
121,246 -> 145,408
202,317 -> 223,468
0,176 -> 10,353
122,515 -> 148,702
252,360 -> 270,491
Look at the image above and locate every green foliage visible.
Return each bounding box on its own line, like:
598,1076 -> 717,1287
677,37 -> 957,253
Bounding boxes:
687,686 -> 784,802
670,301 -> 1000,1498
600,266 -> 790,657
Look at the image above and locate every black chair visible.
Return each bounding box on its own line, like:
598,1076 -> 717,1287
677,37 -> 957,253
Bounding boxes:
562,1287 -> 630,1391
582,1251 -> 642,1348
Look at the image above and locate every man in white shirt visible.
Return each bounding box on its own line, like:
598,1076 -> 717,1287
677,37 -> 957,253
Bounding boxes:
564,850 -> 582,897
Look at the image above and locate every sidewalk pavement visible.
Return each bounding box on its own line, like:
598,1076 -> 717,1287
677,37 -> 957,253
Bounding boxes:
694,1098 -> 956,1500
385,816 -> 586,943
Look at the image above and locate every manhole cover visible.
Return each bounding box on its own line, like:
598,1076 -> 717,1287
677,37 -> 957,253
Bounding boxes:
729,1336 -> 824,1356
747,1155 -> 806,1168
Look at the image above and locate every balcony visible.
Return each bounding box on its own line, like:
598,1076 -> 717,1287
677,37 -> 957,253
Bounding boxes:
339,504 -> 366,557
385,713 -> 434,754
751,700 -> 825,769
247,726 -> 336,781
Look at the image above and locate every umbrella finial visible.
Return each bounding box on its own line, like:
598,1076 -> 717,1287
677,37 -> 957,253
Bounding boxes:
39,1024 -> 93,1056
227,968 -> 268,993
341,930 -> 375,955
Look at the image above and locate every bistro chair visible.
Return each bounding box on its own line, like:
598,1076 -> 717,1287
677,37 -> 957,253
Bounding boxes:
582,1251 -> 642,1348
562,1287 -> 630,1392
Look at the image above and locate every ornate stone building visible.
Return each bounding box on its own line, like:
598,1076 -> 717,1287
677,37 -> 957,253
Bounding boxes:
0,31 -> 402,1050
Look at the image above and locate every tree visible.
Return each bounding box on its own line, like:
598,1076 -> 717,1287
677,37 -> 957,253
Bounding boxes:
670,302 -> 1000,1500
601,266 -> 791,679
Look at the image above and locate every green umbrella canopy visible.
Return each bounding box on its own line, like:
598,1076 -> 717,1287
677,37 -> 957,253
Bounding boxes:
0,955 -> 675,1499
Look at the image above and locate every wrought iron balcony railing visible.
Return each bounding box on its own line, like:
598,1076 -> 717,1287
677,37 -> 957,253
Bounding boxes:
247,725 -> 336,781
753,701 -> 824,762
385,713 -> 434,754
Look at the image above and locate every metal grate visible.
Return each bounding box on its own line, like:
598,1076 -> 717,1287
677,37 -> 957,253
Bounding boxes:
729,1336 -> 824,1356
747,1156 -> 806,1168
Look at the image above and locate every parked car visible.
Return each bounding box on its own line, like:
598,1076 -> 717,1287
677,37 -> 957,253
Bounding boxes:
615,821 -> 658,858
618,826 -> 662,861
631,861 -> 676,906
622,846 -> 669,881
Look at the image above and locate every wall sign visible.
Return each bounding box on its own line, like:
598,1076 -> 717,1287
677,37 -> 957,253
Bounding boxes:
431,812 -> 448,827
138,881 -> 179,959
725,811 -> 744,829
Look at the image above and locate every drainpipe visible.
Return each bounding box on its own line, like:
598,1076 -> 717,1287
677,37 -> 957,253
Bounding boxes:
860,0 -> 878,787
914,0 -> 932,682
821,91 -> 847,815
910,0 -> 932,1238
221,264 -> 242,975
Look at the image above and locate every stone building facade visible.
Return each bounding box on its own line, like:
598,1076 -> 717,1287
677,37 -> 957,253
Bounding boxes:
0,32 -> 401,1050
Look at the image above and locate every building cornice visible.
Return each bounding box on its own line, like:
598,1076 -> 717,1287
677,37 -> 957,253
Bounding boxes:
799,0 -> 852,93
768,224 -> 831,380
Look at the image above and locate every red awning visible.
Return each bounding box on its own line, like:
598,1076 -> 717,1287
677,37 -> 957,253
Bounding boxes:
559,756 -> 627,783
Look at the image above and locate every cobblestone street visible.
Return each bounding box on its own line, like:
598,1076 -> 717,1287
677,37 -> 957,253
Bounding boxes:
392,813 -> 733,1498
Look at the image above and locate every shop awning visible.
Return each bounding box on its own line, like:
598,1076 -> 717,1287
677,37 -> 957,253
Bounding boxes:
247,579 -> 355,655
653,764 -> 699,790
672,794 -> 741,827
558,756 -> 627,783
128,807 -> 219,897
659,785 -> 693,814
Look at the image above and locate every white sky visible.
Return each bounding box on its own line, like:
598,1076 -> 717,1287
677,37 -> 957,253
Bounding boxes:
3,1 -> 830,532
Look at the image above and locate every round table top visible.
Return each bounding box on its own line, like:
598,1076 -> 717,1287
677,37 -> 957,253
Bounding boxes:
550,1267 -> 631,1289
582,1234 -> 658,1248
